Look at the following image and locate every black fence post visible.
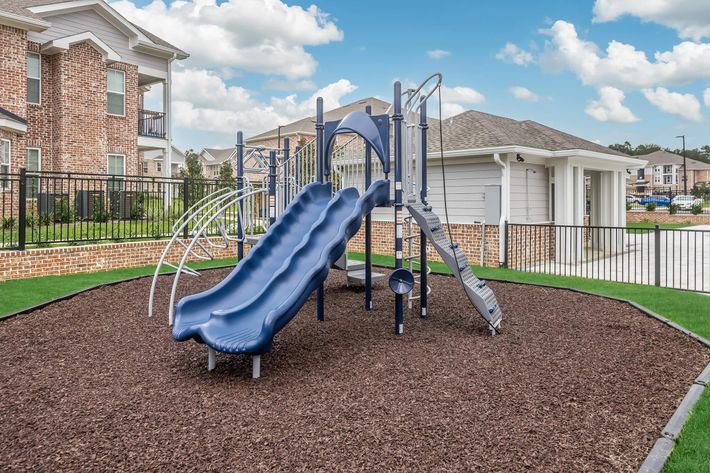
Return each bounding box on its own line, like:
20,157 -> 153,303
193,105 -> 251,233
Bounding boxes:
18,168 -> 27,250
502,220 -> 509,268
654,224 -> 661,287
182,177 -> 189,240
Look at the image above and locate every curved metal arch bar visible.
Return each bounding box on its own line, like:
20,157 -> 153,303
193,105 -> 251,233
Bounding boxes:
403,72 -> 442,115
167,188 -> 267,324
323,111 -> 390,176
148,184 -> 256,318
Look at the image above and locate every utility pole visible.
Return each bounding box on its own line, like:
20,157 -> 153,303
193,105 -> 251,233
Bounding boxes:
676,134 -> 688,195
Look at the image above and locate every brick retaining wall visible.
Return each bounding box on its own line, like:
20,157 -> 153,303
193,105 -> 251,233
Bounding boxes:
627,211 -> 710,225
349,220 -> 501,268
0,239 -> 243,282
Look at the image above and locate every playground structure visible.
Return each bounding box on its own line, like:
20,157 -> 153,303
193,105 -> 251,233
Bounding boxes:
149,74 -> 503,378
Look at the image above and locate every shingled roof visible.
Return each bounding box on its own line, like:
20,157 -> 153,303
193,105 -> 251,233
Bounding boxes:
427,110 -> 627,157
0,0 -> 187,57
246,97 -> 390,143
248,99 -> 626,158
635,150 -> 710,170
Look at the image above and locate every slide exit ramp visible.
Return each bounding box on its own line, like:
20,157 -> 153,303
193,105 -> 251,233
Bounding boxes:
407,202 -> 503,334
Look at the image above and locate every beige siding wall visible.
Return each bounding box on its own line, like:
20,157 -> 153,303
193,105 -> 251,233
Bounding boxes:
27,10 -> 168,73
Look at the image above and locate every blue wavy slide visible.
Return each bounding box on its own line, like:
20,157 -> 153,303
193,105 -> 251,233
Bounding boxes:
172,179 -> 390,357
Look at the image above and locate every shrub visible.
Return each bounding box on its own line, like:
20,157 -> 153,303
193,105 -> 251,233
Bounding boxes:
668,203 -> 680,215
691,203 -> 703,215
645,202 -> 657,211
130,201 -> 145,220
53,200 -> 72,223
38,212 -> 51,226
2,216 -> 15,229
25,213 -> 36,227
625,201 -> 632,211
92,205 -> 110,223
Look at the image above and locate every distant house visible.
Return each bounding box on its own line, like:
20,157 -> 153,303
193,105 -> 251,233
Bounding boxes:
142,146 -> 184,178
246,97 -> 390,149
198,148 -> 235,179
0,0 -> 188,179
628,150 -> 710,191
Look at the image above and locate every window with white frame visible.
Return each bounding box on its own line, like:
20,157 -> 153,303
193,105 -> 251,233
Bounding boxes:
1,140 -> 9,189
143,162 -> 148,173
663,165 -> 673,174
107,154 -> 125,191
107,69 -> 125,116
27,148 -> 40,198
27,53 -> 41,105
664,175 -> 673,185
156,162 -> 161,172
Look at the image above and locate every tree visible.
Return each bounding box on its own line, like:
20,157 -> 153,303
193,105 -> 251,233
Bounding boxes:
179,149 -> 206,206
179,149 -> 204,180
217,161 -> 236,189
608,141 -> 633,155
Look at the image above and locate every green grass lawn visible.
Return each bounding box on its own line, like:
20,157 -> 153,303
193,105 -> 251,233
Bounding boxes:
627,220 -> 694,231
1,252 -> 708,471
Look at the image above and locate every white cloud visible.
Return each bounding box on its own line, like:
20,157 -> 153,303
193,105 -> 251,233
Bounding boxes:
427,49 -> 451,59
437,85 -> 485,118
593,0 -> 710,41
642,87 -> 702,121
540,20 -> 710,89
111,0 -> 343,78
495,42 -> 534,66
171,68 -> 357,136
585,86 -> 639,123
510,86 -> 539,102
704,88 -> 710,106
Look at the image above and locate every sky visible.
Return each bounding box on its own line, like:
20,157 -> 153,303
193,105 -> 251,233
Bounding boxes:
110,0 -> 710,152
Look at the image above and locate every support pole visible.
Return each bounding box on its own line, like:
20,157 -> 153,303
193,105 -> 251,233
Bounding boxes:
207,347 -> 216,371
365,105 -> 373,310
283,137 -> 290,207
316,97 -> 325,321
393,82 -> 404,335
252,355 -> 261,379
268,150 -> 277,226
294,145 -> 301,192
236,131 -> 245,260
419,97 -> 428,319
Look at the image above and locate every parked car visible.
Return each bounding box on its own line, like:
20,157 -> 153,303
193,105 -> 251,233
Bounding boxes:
626,195 -> 641,204
671,195 -> 703,210
640,195 -> 671,206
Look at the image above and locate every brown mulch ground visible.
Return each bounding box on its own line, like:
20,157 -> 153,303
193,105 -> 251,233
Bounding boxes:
0,269 -> 708,472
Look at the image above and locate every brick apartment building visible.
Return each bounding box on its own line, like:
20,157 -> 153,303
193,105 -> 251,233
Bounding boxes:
627,150 -> 710,191
0,0 -> 187,181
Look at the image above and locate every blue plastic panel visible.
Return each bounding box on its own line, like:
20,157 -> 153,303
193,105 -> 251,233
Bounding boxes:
172,179 -> 390,355
324,112 -> 390,174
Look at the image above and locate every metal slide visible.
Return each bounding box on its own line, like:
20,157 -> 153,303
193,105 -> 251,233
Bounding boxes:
407,202 -> 503,333
172,179 -> 390,358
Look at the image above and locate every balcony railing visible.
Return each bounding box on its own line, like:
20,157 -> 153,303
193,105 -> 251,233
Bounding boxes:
138,109 -> 166,138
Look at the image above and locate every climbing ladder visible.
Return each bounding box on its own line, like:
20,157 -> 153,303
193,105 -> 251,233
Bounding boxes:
407,202 -> 502,334
403,214 -> 431,309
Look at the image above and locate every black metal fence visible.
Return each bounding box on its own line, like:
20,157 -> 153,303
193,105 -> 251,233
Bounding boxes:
505,222 -> 710,293
626,185 -> 709,213
1,170 -> 239,250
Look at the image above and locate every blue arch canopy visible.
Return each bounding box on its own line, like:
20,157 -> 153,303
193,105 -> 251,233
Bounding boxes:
324,111 -> 390,175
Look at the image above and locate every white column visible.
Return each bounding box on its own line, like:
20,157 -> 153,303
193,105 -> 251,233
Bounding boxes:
163,58 -> 174,208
